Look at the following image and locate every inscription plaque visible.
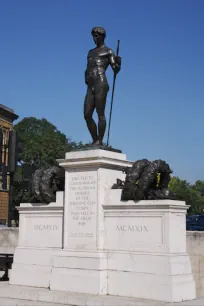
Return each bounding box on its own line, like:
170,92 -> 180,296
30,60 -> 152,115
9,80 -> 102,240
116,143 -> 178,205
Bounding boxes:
104,215 -> 164,251
67,172 -> 97,247
20,216 -> 62,248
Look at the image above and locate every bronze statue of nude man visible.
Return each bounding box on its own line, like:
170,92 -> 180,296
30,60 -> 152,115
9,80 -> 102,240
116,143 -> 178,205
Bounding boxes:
84,27 -> 121,145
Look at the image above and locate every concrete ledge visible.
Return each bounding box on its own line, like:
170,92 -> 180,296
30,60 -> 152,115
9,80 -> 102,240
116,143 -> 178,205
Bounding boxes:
0,282 -> 202,306
0,282 -> 163,305
0,297 -> 65,306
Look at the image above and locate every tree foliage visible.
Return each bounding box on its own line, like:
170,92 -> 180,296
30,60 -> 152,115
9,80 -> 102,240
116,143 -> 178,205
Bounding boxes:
12,117 -> 84,210
169,177 -> 204,215
14,117 -> 81,167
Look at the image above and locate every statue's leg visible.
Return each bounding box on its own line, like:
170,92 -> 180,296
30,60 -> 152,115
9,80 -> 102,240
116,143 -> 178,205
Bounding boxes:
95,78 -> 109,144
84,88 -> 98,143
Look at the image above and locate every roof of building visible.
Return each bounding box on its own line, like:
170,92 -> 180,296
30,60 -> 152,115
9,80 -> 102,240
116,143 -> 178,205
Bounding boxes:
0,104 -> 18,122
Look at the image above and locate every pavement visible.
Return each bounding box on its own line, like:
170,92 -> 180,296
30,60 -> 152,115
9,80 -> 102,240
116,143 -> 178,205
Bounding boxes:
0,297 -> 64,306
0,282 -> 204,306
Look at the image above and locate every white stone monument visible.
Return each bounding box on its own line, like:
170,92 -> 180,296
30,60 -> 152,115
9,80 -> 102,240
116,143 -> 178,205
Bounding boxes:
9,191 -> 64,288
9,149 -> 196,303
50,149 -> 131,295
103,191 -> 196,301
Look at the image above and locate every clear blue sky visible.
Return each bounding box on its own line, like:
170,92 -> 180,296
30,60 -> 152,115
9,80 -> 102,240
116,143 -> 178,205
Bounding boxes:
0,0 -> 203,182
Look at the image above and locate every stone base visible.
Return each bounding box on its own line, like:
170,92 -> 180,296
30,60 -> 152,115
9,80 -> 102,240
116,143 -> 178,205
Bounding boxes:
0,282 -> 176,306
50,250 -> 108,295
70,143 -> 122,153
8,150 -> 196,303
107,252 -> 195,302
9,192 -> 64,288
50,249 -> 195,302
49,189 -> 196,302
9,248 -> 59,288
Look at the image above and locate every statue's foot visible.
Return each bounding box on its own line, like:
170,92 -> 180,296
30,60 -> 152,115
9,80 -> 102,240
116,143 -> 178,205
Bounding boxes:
91,140 -> 103,146
96,140 -> 103,145
90,141 -> 97,146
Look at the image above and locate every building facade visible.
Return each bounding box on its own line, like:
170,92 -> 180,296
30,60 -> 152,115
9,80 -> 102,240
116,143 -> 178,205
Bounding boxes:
0,104 -> 18,223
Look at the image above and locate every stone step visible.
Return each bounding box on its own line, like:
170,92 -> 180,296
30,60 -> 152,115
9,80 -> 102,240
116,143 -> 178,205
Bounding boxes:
0,297 -> 63,306
0,282 -> 165,306
0,282 -> 203,306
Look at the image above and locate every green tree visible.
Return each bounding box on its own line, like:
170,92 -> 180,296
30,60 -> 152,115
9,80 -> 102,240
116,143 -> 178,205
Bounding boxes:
13,165 -> 32,205
14,117 -> 79,167
192,180 -> 204,197
12,117 -> 84,210
169,177 -> 204,215
169,177 -> 191,201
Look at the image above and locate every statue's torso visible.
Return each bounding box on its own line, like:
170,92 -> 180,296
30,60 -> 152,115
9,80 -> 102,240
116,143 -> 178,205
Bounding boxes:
87,45 -> 111,76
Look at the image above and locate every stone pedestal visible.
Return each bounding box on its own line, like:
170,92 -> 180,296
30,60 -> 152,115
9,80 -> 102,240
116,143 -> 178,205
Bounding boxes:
50,149 -> 195,302
9,191 -> 64,288
8,149 -> 196,303
50,149 -> 132,294
102,190 -> 196,302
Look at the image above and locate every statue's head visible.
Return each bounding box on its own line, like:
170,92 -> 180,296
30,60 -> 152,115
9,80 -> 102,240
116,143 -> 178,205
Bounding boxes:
91,27 -> 106,46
